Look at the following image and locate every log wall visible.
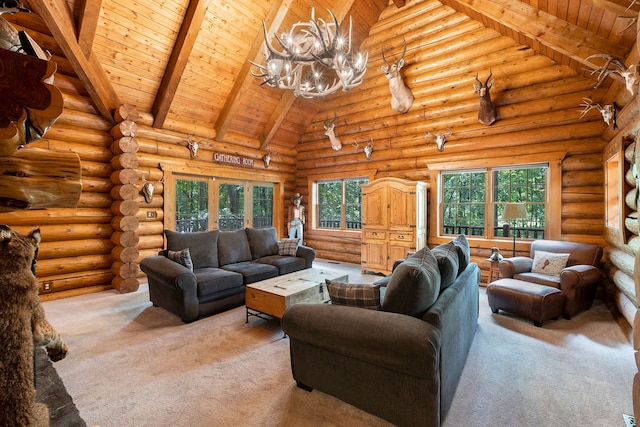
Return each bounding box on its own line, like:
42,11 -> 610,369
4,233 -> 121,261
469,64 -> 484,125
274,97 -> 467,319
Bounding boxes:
296,0 -> 610,282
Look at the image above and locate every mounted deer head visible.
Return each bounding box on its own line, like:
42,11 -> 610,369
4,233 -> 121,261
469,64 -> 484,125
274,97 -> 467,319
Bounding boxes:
425,128 -> 452,152
474,71 -> 497,126
381,38 -> 414,114
141,164 -> 165,204
323,115 -> 342,150
262,149 -> 278,168
353,138 -> 374,160
579,97 -> 616,126
186,135 -> 199,158
585,54 -> 638,95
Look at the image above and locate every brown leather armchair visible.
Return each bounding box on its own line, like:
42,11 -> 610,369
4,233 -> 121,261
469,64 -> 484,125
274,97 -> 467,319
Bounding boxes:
498,240 -> 603,318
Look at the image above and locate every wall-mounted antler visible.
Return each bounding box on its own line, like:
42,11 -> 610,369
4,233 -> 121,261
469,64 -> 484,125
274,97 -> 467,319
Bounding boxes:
578,97 -> 616,127
425,128 -> 452,152
473,71 -> 497,126
323,114 -> 342,150
186,135 -> 199,158
584,54 -> 638,95
141,164 -> 165,204
262,149 -> 278,168
353,138 -> 374,160
381,38 -> 414,114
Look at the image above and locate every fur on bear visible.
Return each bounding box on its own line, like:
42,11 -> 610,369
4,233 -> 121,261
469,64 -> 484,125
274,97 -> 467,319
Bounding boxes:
0,224 -> 69,427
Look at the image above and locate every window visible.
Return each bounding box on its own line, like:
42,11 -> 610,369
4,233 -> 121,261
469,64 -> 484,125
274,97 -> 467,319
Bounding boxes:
441,164 -> 547,239
315,177 -> 368,230
176,178 -> 210,232
173,175 -> 274,232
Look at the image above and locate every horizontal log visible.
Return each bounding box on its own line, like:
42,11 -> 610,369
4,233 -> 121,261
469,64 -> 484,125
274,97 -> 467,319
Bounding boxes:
111,136 -> 139,154
627,189 -> 638,210
112,246 -> 140,263
563,170 -> 605,187
608,266 -> 637,305
110,184 -> 139,201
0,208 -> 112,225
111,230 -> 139,247
606,246 -> 636,277
114,104 -> 139,123
111,276 -> 140,293
605,283 -> 636,327
39,285 -> 113,301
111,200 -> 139,216
38,238 -> 114,259
562,186 -> 604,203
111,261 -> 139,279
36,254 -> 112,277
111,169 -> 139,185
37,223 -> 112,242
110,153 -> 139,170
77,192 -> 112,208
110,120 -> 138,138
562,153 -> 605,172
561,218 -> 603,235
81,176 -> 112,193
111,215 -> 139,232
138,234 -> 164,250
0,147 -> 81,212
37,270 -> 113,293
627,213 -> 639,235
82,160 -> 113,179
137,220 -> 164,236
561,202 -> 604,219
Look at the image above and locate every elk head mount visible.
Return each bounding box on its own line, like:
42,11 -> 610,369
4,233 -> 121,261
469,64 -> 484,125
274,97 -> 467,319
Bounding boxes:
473,71 -> 497,126
579,97 -> 617,128
323,115 -> 343,150
425,128 -> 452,152
381,38 -> 414,114
585,54 -> 638,95
353,138 -> 374,160
141,164 -> 164,204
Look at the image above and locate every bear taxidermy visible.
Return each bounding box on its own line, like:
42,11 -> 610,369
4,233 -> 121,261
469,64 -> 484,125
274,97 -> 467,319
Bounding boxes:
0,224 -> 69,427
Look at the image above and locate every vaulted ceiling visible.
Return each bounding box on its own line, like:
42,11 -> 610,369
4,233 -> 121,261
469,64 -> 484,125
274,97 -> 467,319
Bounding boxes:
14,0 -> 640,152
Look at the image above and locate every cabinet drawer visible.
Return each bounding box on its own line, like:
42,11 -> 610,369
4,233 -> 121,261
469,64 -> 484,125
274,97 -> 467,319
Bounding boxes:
364,230 -> 386,240
389,231 -> 413,242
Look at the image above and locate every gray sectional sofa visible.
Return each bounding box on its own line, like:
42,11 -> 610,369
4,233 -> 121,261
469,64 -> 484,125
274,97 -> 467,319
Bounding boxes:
281,235 -> 479,427
140,227 -> 315,322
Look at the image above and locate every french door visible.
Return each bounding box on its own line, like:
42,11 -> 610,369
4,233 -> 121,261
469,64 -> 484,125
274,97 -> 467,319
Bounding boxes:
174,175 -> 274,232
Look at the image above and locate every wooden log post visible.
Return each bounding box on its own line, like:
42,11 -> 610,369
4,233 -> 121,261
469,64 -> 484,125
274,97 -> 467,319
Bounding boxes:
109,105 -> 141,293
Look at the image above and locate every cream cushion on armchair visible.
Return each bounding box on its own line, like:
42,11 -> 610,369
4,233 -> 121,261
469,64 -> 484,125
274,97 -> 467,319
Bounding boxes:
498,240 -> 603,318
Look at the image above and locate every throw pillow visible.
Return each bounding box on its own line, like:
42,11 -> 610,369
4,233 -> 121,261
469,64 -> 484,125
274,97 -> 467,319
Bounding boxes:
159,248 -> 194,271
165,229 -> 219,269
451,234 -> 470,275
430,241 -> 460,290
279,238 -> 299,256
531,250 -> 570,276
382,246 -> 441,318
326,279 -> 382,310
245,227 -> 279,259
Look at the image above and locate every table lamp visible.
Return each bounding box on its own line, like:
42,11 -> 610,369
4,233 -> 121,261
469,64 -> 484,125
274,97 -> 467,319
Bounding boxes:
503,203 -> 527,257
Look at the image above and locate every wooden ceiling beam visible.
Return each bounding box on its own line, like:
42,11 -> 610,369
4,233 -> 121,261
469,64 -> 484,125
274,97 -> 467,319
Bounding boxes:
441,0 -> 629,67
152,0 -> 210,129
28,0 -> 119,122
392,0 -> 406,7
214,0 -> 293,143
77,0 -> 101,58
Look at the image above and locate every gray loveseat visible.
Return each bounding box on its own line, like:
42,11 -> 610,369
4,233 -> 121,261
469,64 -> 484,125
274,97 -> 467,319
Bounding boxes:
282,235 -> 480,427
140,227 -> 315,322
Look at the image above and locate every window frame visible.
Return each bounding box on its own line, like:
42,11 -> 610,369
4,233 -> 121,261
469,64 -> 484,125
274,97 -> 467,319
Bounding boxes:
308,170 -> 376,235
428,152 -> 564,244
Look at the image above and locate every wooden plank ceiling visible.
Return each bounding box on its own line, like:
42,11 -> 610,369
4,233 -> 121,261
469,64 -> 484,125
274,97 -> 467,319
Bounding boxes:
19,0 -> 640,152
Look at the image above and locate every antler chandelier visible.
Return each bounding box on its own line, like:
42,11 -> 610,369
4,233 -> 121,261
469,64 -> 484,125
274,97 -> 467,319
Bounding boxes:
250,8 -> 368,98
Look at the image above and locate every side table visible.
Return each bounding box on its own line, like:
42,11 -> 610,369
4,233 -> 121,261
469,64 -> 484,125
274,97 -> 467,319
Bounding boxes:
486,259 -> 501,285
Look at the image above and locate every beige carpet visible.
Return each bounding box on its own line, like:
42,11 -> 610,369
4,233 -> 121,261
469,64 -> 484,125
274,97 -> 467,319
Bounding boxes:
43,261 -> 636,427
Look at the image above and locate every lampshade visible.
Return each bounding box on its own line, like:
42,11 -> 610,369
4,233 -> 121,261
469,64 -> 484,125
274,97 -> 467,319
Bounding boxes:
503,203 -> 528,221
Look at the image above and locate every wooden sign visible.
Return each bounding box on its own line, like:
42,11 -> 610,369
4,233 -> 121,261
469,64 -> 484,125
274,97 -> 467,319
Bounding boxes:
213,152 -> 254,168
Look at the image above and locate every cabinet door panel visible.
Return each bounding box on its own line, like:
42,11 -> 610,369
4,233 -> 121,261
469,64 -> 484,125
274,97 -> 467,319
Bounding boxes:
362,241 -> 387,272
362,185 -> 387,228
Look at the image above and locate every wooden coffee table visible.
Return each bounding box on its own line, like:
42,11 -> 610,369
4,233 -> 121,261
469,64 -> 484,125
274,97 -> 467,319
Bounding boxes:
245,268 -> 347,322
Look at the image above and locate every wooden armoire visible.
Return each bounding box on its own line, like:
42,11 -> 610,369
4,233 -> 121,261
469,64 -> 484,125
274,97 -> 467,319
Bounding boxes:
360,178 -> 428,274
